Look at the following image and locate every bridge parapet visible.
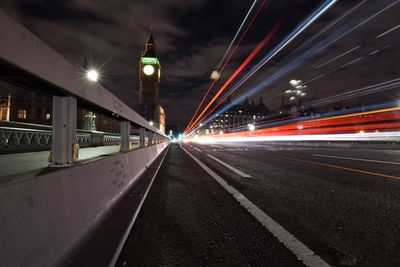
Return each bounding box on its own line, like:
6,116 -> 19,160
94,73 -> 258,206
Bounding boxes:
0,121 -> 128,154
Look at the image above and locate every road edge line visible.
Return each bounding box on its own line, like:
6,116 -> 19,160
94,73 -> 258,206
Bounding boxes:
182,146 -> 330,267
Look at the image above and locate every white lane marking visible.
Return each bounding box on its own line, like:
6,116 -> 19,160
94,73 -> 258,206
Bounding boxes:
193,147 -> 202,152
376,23 -> 400,38
110,146 -> 170,267
313,154 -> 400,165
182,147 -> 330,267
206,154 -> 251,178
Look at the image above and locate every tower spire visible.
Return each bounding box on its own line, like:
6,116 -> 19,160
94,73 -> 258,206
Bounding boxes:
148,25 -> 155,45
142,27 -> 157,57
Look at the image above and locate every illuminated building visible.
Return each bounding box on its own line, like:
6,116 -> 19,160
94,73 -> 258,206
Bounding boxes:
0,80 -> 120,133
154,106 -> 166,134
0,80 -> 52,125
206,97 -> 269,133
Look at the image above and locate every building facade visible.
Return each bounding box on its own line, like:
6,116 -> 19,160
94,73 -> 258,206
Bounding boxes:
205,97 -> 270,134
0,80 -> 120,133
0,80 -> 52,125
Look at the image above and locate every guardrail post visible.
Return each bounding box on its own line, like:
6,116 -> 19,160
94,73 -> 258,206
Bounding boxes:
50,96 -> 77,166
120,120 -> 130,152
148,131 -> 154,146
139,128 -> 146,148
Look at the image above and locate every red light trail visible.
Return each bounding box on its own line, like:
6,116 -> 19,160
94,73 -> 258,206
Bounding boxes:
185,15 -> 286,135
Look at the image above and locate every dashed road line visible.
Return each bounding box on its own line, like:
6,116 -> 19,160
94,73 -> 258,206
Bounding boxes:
182,147 -> 330,267
207,154 -> 251,178
193,147 -> 202,152
313,154 -> 400,165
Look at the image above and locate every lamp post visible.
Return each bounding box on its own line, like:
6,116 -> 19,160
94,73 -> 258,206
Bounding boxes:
287,79 -> 307,107
85,69 -> 99,131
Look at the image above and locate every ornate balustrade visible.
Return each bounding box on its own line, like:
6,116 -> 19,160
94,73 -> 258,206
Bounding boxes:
0,121 -> 123,153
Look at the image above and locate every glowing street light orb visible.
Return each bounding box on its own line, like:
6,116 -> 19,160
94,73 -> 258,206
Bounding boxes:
289,79 -> 301,86
143,65 -> 155,75
149,121 -> 154,126
210,70 -> 221,80
87,69 -> 99,82
248,124 -> 255,131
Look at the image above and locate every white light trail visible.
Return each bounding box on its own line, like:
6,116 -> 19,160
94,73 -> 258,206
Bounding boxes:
244,0 -> 339,80
215,0 -> 258,70
315,45 -> 361,69
191,131 -> 400,144
339,56 -> 363,68
295,0 -> 368,52
376,23 -> 400,38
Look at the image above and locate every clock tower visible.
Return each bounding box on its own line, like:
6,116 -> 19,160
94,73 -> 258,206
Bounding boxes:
139,30 -> 161,122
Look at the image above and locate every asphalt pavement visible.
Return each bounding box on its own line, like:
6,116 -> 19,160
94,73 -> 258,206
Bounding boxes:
116,143 -> 303,267
181,141 -> 400,266
117,141 -> 400,267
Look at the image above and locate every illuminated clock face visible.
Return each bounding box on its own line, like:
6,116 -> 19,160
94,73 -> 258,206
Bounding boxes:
143,64 -> 155,76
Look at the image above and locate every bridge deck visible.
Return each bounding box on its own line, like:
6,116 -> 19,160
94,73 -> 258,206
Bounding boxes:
116,144 -> 302,266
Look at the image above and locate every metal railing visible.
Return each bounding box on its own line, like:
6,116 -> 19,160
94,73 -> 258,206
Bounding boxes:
0,121 -> 127,153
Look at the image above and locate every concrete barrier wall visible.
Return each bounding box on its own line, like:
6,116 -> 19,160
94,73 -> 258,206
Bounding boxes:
0,142 -> 168,267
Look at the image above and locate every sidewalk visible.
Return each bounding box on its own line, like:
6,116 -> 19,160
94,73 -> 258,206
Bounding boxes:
116,144 -> 302,266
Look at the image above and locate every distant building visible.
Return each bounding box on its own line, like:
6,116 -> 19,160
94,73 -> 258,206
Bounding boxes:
0,80 -> 52,125
0,80 -> 120,133
204,97 -> 269,134
154,105 -> 165,133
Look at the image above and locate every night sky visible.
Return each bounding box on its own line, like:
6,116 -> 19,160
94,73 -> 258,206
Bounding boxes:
0,0 -> 322,128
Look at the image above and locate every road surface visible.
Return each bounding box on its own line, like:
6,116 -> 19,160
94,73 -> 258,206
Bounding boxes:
117,142 -> 400,266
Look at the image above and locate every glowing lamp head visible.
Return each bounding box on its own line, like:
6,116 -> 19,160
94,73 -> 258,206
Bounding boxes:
143,64 -> 155,76
290,79 -> 301,86
87,69 -> 98,82
210,70 -> 221,80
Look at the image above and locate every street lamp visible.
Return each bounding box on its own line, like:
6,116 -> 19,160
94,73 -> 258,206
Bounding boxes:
210,70 -> 221,80
248,124 -> 255,131
84,69 -> 99,131
86,69 -> 99,82
290,79 -> 301,87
